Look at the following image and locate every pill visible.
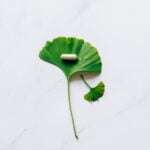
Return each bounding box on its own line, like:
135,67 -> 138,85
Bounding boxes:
61,54 -> 78,60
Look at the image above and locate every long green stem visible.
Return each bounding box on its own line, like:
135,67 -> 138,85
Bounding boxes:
67,80 -> 78,140
80,74 -> 92,89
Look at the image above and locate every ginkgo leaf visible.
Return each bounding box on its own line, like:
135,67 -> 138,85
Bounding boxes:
84,81 -> 105,102
39,37 -> 102,80
39,36 -> 104,139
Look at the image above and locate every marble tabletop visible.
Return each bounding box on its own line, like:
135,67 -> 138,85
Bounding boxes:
0,0 -> 150,149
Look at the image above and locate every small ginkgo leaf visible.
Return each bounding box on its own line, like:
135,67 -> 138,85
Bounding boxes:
84,81 -> 105,102
39,37 -> 102,80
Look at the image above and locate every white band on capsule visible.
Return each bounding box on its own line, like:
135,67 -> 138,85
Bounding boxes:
61,54 -> 78,60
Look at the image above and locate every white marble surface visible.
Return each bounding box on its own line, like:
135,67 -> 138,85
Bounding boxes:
0,0 -> 150,149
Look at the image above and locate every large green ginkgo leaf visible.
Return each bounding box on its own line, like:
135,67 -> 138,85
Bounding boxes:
39,37 -> 102,80
39,37 -> 104,140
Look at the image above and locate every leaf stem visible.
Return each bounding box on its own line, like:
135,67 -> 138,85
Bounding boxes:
80,74 -> 92,89
67,80 -> 78,140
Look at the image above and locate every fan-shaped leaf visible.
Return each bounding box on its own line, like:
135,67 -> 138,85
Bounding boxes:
84,81 -> 105,102
39,36 -> 104,139
39,37 -> 102,79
